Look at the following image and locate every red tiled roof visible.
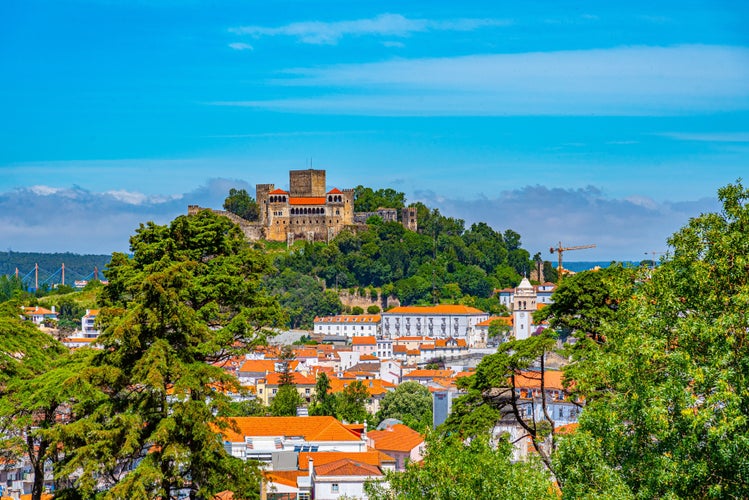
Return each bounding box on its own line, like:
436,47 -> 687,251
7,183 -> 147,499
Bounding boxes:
269,188 -> 289,195
476,316 -> 512,327
238,359 -> 279,374
220,416 -> 361,442
314,458 -> 383,477
327,188 -> 343,194
367,424 -> 424,453
404,369 -> 453,379
299,450 -> 387,469
514,370 -> 564,390
352,336 -> 377,345
386,304 -> 486,315
289,197 -> 326,205
263,372 -> 316,386
263,470 -> 304,488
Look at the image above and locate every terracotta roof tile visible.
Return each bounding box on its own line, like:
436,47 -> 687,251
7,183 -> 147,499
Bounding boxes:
385,305 -> 486,315
367,424 -> 424,453
289,197 -> 326,205
352,336 -> 376,345
219,416 -> 361,443
314,458 -> 383,477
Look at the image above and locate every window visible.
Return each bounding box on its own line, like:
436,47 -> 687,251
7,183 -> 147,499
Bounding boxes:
332,484 -> 339,493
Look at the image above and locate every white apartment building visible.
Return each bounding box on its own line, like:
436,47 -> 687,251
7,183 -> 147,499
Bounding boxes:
380,305 -> 488,340
313,314 -> 380,338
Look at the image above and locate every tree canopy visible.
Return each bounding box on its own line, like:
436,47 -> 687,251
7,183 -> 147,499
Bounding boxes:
553,181 -> 749,499
223,187 -> 259,222
54,210 -> 285,499
376,381 -> 433,432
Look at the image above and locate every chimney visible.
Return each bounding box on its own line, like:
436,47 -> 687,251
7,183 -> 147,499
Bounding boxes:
362,421 -> 367,442
308,456 -> 314,479
51,305 -> 56,313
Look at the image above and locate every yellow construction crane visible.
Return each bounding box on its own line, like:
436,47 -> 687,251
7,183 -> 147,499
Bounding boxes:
550,242 -> 596,283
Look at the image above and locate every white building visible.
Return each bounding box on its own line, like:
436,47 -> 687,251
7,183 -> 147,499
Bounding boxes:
80,309 -> 100,337
221,416 -> 367,463
381,305 -> 488,340
513,278 -> 537,340
313,314 -> 381,338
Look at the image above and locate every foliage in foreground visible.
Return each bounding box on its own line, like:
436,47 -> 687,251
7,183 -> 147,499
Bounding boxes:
365,434 -> 557,500
52,211 -> 285,499
554,181 -> 749,499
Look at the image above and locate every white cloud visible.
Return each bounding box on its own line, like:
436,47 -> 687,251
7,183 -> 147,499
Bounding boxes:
212,45 -> 749,116
0,179 -> 249,254
229,13 -> 510,45
29,185 -> 62,196
412,185 -> 721,261
228,42 -> 253,51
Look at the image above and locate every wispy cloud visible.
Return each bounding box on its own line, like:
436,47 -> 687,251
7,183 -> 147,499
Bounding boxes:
0,179 -> 248,254
658,131 -> 749,142
228,42 -> 253,51
211,45 -> 749,116
229,13 -> 510,45
413,185 -> 720,260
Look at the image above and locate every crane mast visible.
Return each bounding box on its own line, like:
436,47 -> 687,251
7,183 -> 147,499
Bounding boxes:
549,242 -> 596,283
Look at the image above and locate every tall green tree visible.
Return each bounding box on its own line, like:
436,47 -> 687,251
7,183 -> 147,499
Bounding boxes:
335,380 -> 369,423
223,188 -> 259,222
54,211 -> 285,499
376,381 -> 432,432
0,301 -> 71,500
309,372 -> 336,416
554,181 -> 749,499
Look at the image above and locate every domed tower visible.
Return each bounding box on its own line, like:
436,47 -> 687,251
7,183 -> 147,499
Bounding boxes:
512,277 -> 537,340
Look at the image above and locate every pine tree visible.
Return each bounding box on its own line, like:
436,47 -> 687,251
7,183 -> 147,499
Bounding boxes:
54,211 -> 285,499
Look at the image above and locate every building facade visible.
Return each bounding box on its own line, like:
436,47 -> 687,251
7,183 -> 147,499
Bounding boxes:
381,305 -> 488,340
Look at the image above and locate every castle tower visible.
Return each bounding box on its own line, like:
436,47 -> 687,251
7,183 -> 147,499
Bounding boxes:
289,169 -> 326,197
512,277 -> 537,340
402,207 -> 418,232
255,183 -> 275,225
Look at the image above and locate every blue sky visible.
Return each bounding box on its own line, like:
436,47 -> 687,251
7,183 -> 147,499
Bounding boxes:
2,0 -> 748,260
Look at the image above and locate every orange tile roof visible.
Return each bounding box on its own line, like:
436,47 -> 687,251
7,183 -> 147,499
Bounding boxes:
293,348 -> 318,358
238,359 -> 279,374
360,354 -> 379,361
263,470 -> 300,488
367,424 -> 424,453
314,458 -> 383,477
263,372 -> 316,386
385,305 -> 486,315
393,345 -> 408,353
513,370 -> 564,391
352,336 -> 376,345
404,369 -> 453,379
269,188 -> 289,195
289,196 -> 327,205
22,306 -> 56,316
220,416 -> 361,442
83,309 -> 100,317
299,450 -> 387,469
263,470 -> 304,488
476,316 -> 512,327
327,187 -> 343,194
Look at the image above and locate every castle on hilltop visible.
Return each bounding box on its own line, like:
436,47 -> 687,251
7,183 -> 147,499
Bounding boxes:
188,169 -> 417,244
